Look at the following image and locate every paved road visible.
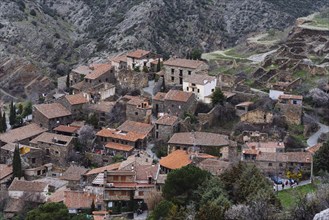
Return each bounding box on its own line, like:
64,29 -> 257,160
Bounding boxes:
248,49 -> 277,64
143,80 -> 155,97
306,114 -> 329,147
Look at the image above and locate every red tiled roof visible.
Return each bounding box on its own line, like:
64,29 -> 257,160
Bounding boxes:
279,94 -> 303,100
65,93 -> 89,105
159,150 -> 192,170
0,164 -> 13,179
117,120 -> 154,136
155,115 -> 179,126
168,132 -> 230,147
105,142 -> 134,152
64,191 -> 95,209
53,125 -> 80,134
85,163 -> 121,176
153,92 -> 166,101
8,179 -> 48,192
34,103 -> 71,119
165,90 -> 194,102
0,123 -> 47,144
126,49 -> 151,59
164,58 -> 206,69
84,64 -> 112,80
127,96 -> 149,106
96,128 -> 145,142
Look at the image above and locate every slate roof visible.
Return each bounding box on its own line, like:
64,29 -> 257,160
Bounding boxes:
34,103 -> 71,119
168,132 -> 230,147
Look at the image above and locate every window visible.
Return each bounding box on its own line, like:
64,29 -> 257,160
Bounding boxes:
139,191 -> 144,196
179,70 -> 183,76
121,191 -> 127,196
192,88 -> 195,92
109,191 -> 115,196
197,89 -> 200,93
37,170 -> 41,175
156,132 -> 159,139
135,112 -> 138,115
171,77 -> 175,82
121,176 -> 126,181
171,69 -> 175,74
156,124 -> 159,129
268,163 -> 272,167
192,83 -> 196,86
32,158 -> 36,164
279,163 -> 283,167
186,87 -> 189,91
188,71 -> 191,75
55,151 -> 59,155
301,163 -> 304,166
211,89 -> 214,92
293,100 -> 297,105
113,176 -> 119,181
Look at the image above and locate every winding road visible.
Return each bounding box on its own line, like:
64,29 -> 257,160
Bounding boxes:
307,118 -> 329,147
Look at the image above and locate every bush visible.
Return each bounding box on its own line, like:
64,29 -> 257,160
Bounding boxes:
30,9 -> 37,16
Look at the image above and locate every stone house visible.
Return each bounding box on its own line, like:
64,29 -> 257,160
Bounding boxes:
235,101 -> 254,116
167,132 -> 230,155
70,65 -> 93,86
0,123 -> 47,146
84,101 -> 123,128
29,132 -> 75,166
183,74 -> 217,103
125,96 -> 152,123
126,49 -> 162,70
82,64 -> 115,88
240,109 -> 273,124
53,125 -> 81,136
242,141 -> 285,160
153,90 -> 197,117
60,165 -> 88,190
104,142 -> 134,158
32,103 -> 72,130
59,93 -> 89,120
245,152 -> 312,179
154,115 -> 179,141
163,58 -> 208,86
276,94 -> 303,125
8,179 -> 49,203
111,55 -> 128,71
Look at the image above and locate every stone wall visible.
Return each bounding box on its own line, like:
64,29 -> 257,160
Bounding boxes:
240,109 -> 273,124
276,103 -> 302,125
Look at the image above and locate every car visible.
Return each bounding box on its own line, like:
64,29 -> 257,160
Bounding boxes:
271,176 -> 283,184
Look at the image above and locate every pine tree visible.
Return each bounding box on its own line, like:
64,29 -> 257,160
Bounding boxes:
0,110 -> 3,133
2,112 -> 7,132
17,103 -> 23,115
13,145 -> 23,179
157,58 -> 161,72
66,72 -> 70,89
9,101 -> 17,126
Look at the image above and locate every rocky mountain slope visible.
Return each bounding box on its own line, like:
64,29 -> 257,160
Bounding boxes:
0,0 -> 328,100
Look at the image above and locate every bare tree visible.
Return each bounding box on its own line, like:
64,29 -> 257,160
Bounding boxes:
77,125 -> 96,152
144,190 -> 162,211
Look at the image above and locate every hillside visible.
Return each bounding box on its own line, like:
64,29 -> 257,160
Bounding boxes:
0,0 -> 328,100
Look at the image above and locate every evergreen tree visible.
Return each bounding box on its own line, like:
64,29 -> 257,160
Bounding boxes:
314,140 -> 329,175
22,101 -> 32,118
17,103 -> 23,115
66,72 -> 70,89
2,112 -> 7,132
9,101 -> 17,126
156,58 -> 161,72
211,88 -> 225,106
13,145 -> 23,179
0,110 -> 3,133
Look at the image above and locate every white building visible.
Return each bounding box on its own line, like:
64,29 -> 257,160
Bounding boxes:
183,74 -> 217,103
126,49 -> 162,70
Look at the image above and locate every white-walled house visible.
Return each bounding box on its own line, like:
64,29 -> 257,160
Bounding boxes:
183,74 -> 217,103
126,49 -> 162,70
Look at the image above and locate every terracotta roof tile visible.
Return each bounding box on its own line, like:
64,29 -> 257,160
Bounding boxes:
60,165 -> 88,181
117,120 -> 154,136
53,125 -> 80,134
8,179 -> 48,192
30,132 -> 74,146
34,103 -> 71,119
0,123 -> 47,144
64,191 -> 96,209
168,132 -> 229,147
160,150 -> 192,170
84,64 -> 112,80
165,90 -> 194,102
65,93 -> 89,105
85,163 -> 121,176
155,115 -> 179,126
126,96 -> 149,106
126,49 -> 151,59
96,128 -> 145,142
105,142 -> 134,152
153,92 -> 166,101
0,164 -> 13,179
164,58 -> 206,69
183,74 -> 216,85
279,94 -> 303,100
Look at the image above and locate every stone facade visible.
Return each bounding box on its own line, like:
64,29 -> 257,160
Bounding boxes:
240,109 -> 273,124
126,98 -> 152,123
